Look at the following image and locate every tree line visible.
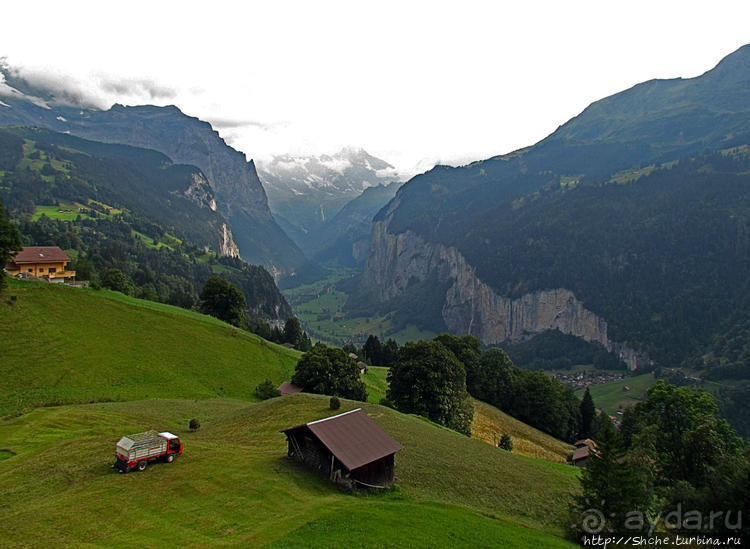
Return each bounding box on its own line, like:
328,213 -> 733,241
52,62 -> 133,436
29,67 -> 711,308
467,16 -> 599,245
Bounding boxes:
571,381 -> 749,542
289,331 -> 596,442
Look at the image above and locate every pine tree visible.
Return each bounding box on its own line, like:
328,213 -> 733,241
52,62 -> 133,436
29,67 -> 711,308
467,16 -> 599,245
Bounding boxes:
579,387 -> 596,439
282,317 -> 303,347
363,334 -> 382,365
572,420 -> 652,538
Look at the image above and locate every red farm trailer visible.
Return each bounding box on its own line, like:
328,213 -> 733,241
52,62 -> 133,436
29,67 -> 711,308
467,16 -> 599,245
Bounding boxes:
114,430 -> 182,473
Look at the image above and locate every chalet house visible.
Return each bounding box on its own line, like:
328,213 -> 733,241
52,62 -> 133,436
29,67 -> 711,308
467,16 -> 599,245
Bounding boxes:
277,381 -> 303,395
571,439 -> 598,467
5,246 -> 76,283
282,408 -> 403,489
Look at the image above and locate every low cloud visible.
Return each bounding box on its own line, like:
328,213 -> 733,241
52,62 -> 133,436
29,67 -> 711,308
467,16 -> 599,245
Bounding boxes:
207,116 -> 284,131
0,59 -> 180,110
98,76 -> 177,101
0,59 -> 106,109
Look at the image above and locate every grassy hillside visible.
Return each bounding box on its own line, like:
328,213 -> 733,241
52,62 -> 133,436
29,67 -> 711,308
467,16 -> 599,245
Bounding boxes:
0,395 -> 579,547
0,279 -> 300,417
0,280 -> 581,546
472,399 -> 575,463
365,368 -> 575,463
362,365 -> 389,404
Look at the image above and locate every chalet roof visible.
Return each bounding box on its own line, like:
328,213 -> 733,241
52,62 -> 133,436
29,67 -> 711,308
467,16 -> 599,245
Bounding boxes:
11,246 -> 70,264
574,438 -> 596,448
572,446 -> 590,462
277,381 -> 303,395
283,408 -> 403,471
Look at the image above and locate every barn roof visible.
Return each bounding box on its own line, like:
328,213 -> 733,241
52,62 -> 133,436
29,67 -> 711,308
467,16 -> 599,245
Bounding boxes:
11,246 -> 71,264
277,381 -> 303,395
283,408 -> 403,471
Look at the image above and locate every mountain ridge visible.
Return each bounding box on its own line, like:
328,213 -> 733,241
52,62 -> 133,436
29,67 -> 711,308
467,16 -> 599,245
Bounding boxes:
0,73 -> 305,276
258,148 -> 402,253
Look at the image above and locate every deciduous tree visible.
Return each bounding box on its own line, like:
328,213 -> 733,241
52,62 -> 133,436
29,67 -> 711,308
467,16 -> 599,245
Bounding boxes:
199,275 -> 246,328
292,344 -> 367,401
387,340 -> 474,435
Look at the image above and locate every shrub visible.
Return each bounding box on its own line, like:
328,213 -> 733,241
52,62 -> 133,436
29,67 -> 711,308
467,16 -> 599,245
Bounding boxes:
189,418 -> 200,431
330,396 -> 341,410
255,379 -> 281,400
499,433 -> 514,451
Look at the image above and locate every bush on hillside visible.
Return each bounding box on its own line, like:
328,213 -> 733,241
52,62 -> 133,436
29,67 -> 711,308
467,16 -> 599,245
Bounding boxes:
255,379 -> 281,400
499,434 -> 514,451
102,268 -> 134,295
189,418 -> 200,431
329,396 -> 341,410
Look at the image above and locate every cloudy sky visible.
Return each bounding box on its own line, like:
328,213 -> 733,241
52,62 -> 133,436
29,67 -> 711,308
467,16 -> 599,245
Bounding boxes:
1,1 -> 749,176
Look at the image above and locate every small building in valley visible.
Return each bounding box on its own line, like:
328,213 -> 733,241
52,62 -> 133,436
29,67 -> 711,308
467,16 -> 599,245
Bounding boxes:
277,381 -> 303,395
5,246 -> 76,283
571,439 -> 598,467
281,408 -> 403,488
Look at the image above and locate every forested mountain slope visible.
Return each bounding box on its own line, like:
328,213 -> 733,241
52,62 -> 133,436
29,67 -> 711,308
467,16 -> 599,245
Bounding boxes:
358,44 -> 750,370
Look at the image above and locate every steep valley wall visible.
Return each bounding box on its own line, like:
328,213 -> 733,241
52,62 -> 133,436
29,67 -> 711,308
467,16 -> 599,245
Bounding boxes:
363,221 -> 646,370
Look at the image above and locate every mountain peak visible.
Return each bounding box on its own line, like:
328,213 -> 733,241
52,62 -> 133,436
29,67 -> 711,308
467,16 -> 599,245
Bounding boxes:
703,42 -> 750,81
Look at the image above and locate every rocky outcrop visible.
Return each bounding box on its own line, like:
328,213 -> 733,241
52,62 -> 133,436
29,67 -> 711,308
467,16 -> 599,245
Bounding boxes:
183,172 -> 217,212
220,222 -> 240,258
363,221 -> 646,370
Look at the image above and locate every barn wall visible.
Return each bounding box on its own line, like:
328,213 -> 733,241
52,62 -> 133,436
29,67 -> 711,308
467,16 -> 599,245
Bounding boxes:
286,428 -> 339,478
351,454 -> 395,487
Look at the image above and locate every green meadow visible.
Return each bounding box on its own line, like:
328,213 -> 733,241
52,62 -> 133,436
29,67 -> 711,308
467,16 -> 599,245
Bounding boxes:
575,372 -> 657,416
0,279 -> 300,417
0,279 -> 580,547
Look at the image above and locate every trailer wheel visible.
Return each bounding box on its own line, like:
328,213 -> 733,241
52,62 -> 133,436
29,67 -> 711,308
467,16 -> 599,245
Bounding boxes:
136,460 -> 147,472
165,454 -> 175,463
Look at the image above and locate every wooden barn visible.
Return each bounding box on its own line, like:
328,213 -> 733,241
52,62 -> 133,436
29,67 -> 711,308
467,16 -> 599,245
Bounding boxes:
277,381 -> 303,395
281,408 -> 403,489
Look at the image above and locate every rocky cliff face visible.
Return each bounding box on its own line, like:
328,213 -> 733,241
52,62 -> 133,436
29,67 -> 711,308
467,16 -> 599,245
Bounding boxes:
182,172 -> 218,212
179,171 -> 239,258
363,220 -> 646,370
220,222 -> 240,258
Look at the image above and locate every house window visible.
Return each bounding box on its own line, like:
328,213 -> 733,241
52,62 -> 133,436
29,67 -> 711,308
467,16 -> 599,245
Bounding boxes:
28,268 -> 33,273
49,267 -> 56,273
39,268 -> 45,273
